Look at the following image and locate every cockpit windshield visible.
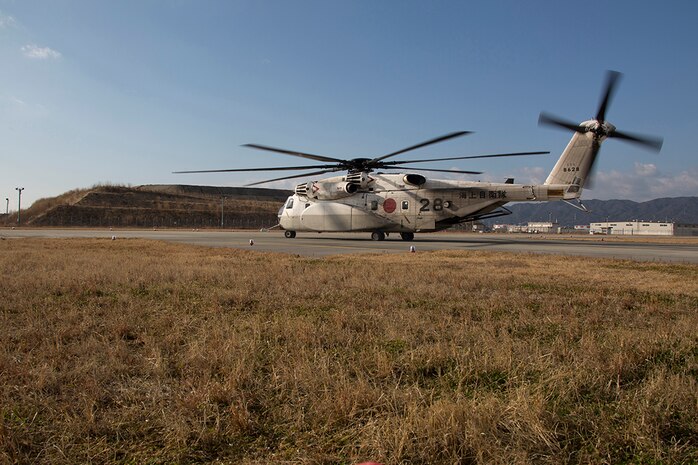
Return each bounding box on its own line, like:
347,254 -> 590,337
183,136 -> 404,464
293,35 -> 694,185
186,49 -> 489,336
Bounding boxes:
279,196 -> 294,217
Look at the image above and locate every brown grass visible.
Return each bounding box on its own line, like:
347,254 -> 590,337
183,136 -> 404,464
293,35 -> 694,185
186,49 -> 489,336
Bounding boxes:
1,239 -> 697,464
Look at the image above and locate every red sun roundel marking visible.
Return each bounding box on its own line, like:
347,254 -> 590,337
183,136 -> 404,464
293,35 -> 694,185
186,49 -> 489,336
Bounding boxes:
383,198 -> 396,213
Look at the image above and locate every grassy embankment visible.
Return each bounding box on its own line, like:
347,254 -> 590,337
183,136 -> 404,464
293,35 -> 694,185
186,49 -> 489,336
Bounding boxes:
0,184 -> 286,228
1,239 -> 697,464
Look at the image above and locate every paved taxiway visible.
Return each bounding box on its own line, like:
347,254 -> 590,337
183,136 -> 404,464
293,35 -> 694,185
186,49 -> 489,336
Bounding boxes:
3,228 -> 698,263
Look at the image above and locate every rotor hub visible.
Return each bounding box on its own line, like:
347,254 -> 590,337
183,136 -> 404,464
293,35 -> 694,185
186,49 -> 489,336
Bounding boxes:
588,120 -> 617,139
344,158 -> 373,173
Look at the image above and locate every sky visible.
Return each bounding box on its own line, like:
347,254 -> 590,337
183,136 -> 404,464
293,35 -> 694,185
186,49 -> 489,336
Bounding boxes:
1,0 -> 697,210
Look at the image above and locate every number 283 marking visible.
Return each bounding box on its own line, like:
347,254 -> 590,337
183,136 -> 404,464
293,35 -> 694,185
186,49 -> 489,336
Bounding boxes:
419,198 -> 447,212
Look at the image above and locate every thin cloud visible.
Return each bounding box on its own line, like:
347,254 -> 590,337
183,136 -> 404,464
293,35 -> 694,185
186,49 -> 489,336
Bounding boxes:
0,11 -> 16,28
21,44 -> 62,60
634,162 -> 658,177
10,96 -> 27,106
591,163 -> 698,201
517,166 -> 546,185
0,94 -> 49,118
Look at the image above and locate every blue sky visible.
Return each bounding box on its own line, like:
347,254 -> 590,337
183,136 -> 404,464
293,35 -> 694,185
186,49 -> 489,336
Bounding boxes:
1,1 -> 697,209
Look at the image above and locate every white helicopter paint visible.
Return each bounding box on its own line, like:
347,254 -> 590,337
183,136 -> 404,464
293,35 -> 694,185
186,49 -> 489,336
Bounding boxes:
277,126 -> 595,241
176,71 -> 662,241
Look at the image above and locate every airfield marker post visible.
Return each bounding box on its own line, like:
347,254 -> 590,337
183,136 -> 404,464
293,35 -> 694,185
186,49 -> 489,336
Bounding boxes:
15,187 -> 24,224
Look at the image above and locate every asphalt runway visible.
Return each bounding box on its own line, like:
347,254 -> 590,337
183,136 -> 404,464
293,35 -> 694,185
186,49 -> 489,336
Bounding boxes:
3,228 -> 698,263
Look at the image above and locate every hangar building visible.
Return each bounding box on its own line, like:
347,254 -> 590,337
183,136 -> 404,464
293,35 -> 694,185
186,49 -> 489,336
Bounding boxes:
589,221 -> 698,236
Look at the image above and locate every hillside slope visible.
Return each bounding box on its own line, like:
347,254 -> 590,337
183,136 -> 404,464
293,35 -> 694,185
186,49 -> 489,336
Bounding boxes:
3,185 -> 290,228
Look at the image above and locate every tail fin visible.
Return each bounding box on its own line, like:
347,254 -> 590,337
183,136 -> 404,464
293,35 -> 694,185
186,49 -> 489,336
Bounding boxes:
544,130 -> 598,193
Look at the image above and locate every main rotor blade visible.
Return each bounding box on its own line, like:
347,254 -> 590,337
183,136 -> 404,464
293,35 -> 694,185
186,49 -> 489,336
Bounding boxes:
383,151 -> 549,166
173,164 -> 339,174
369,131 -> 472,164
244,169 -> 339,186
596,70 -> 622,122
381,165 -> 482,175
539,112 -> 587,133
243,144 -> 345,163
610,130 -> 663,152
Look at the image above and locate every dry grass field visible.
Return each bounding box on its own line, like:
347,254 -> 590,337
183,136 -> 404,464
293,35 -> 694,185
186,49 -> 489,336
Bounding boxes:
1,239 -> 697,464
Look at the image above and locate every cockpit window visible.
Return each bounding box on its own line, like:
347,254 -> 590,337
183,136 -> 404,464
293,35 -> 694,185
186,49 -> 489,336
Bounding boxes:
286,198 -> 294,209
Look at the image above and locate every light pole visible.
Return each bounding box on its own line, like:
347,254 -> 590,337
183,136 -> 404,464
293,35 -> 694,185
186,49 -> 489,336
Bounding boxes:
15,187 -> 24,224
220,196 -> 225,227
4,197 -> 8,215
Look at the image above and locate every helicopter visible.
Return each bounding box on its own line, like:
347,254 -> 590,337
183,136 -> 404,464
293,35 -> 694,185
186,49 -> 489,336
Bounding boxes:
176,71 -> 662,241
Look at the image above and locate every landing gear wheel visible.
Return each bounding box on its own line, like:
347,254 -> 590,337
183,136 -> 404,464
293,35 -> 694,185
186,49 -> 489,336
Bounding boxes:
371,231 -> 386,241
284,230 -> 296,238
400,232 -> 414,241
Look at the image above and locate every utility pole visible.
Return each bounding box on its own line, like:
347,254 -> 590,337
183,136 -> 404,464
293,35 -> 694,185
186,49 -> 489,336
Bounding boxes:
15,187 -> 24,224
220,196 -> 225,227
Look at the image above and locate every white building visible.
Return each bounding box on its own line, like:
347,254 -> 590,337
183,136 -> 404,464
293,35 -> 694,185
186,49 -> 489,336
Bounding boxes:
492,222 -> 561,233
589,221 -> 698,236
492,224 -> 528,233
526,221 -> 560,233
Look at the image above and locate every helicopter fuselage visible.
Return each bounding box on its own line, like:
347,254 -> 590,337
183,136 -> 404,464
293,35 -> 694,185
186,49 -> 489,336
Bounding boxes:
278,173 -> 575,234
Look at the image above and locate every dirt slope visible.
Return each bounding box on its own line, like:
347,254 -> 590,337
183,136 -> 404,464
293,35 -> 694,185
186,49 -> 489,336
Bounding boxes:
4,184 -> 290,228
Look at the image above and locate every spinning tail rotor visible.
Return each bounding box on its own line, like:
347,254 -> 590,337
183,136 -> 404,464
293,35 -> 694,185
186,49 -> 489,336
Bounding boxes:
539,70 -> 663,189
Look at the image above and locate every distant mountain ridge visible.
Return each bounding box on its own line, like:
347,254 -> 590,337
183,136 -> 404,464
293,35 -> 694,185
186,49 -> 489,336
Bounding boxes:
485,197 -> 698,226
